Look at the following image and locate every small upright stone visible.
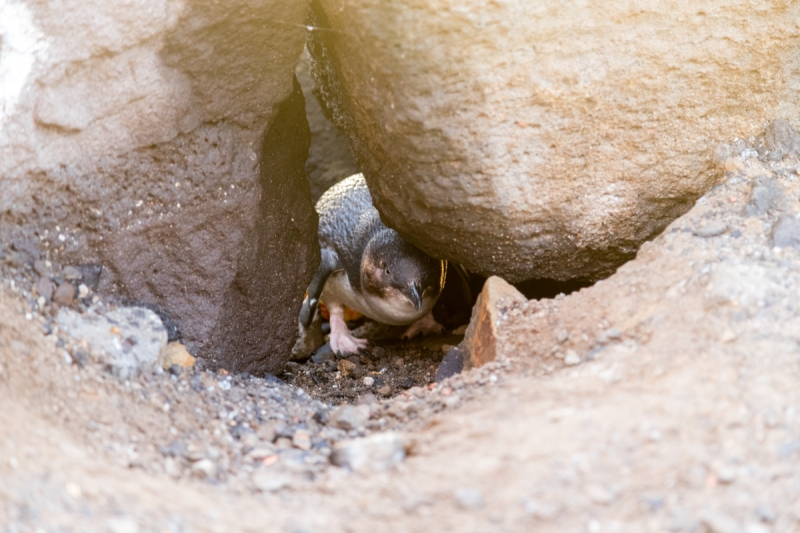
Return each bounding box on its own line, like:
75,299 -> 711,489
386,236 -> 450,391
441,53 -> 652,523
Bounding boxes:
460,276 -> 526,369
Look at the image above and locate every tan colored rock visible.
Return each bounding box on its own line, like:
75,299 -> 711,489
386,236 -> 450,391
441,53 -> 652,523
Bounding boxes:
460,276 -> 526,369
0,0 -> 318,374
159,342 -> 195,370
309,0 -> 800,281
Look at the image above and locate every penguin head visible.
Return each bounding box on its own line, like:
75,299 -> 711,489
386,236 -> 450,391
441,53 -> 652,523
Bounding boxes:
361,230 -> 445,312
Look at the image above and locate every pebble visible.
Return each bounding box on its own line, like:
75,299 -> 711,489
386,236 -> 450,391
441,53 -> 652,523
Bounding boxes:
292,429 -> 312,450
160,341 -> 196,370
63,265 -> 83,280
331,432 -> 406,472
191,459 -> 216,479
435,347 -> 464,382
311,344 -> 335,364
693,222 -> 728,238
36,277 -> 53,302
252,470 -> 292,492
564,351 -> 581,366
328,404 -> 370,431
363,376 -> 374,387
454,488 -> 485,510
53,282 -> 75,306
338,359 -> 358,377
78,283 -> 89,298
771,214 -> 800,249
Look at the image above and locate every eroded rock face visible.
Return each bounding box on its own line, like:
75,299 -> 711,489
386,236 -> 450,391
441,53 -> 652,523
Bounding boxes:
496,135 -> 800,375
0,0 -> 317,373
308,0 -> 800,282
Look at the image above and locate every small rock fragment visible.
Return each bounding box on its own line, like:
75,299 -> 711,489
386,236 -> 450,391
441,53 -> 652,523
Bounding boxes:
191,459 -> 217,479
53,283 -> 75,306
63,265 -> 83,280
460,276 -> 527,369
454,488 -> 485,510
252,470 -> 292,492
435,347 -> 464,382
338,359 -> 358,377
36,277 -> 53,302
160,342 -> 195,370
765,118 -> 800,155
328,404 -> 370,431
331,432 -> 406,472
564,351 -> 581,366
693,222 -> 728,238
362,376 -> 374,386
311,343 -> 335,364
771,215 -> 800,249
292,429 -> 312,451
745,176 -> 787,217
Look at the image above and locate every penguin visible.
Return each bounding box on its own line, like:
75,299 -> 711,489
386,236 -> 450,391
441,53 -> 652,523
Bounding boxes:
300,174 -> 446,356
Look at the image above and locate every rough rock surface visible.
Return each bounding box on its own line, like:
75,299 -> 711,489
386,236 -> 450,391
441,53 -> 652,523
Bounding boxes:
308,0 -> 800,281
296,48 -> 359,201
0,0 -> 317,373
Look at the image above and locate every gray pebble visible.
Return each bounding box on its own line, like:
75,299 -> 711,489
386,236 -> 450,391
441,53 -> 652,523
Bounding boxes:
331,432 -> 406,472
694,222 -> 728,238
772,215 -> 800,249
454,488 -> 485,510
328,404 -> 370,431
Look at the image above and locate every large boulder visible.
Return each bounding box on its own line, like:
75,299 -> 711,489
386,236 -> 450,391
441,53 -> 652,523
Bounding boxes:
296,49 -> 360,202
0,0 -> 317,374
308,0 -> 800,282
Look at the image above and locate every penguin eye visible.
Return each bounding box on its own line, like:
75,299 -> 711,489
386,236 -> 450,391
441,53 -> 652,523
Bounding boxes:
384,268 -> 391,276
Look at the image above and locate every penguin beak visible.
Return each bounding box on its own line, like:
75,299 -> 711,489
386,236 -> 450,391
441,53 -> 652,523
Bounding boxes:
406,282 -> 423,311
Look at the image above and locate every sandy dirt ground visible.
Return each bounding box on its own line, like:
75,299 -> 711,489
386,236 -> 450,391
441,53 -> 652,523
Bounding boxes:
3,147 -> 800,533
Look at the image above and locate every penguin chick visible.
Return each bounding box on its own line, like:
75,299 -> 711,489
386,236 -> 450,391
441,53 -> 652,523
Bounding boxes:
300,174 -> 446,356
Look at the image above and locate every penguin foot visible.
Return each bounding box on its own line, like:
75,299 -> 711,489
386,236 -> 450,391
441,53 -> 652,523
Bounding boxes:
328,302 -> 368,356
330,328 -> 368,356
402,311 -> 444,340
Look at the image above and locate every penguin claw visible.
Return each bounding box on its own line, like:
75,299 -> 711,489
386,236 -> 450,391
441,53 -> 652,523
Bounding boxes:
402,311 -> 444,340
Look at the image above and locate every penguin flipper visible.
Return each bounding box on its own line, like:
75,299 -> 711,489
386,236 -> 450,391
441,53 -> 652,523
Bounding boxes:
299,248 -> 340,328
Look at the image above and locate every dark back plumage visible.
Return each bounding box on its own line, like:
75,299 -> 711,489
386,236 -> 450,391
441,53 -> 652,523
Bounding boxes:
315,174 -> 389,290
